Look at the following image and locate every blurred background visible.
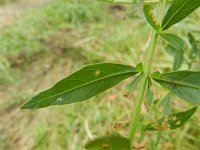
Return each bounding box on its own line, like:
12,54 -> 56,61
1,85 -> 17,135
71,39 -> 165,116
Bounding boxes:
0,0 -> 200,149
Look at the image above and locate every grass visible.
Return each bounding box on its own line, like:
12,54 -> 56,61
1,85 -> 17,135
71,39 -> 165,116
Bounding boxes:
0,0 -> 200,150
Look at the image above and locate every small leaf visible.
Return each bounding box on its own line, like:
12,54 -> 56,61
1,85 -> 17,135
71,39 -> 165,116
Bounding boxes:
144,106 -> 197,131
126,74 -> 142,92
161,33 -> 184,70
161,0 -> 200,30
146,78 -> 154,105
152,71 -> 200,104
136,63 -> 143,72
161,33 -> 184,51
164,44 -> 184,71
159,94 -> 171,116
85,134 -> 131,150
150,71 -> 161,79
173,50 -> 183,71
165,44 -> 176,56
188,33 -> 200,60
143,4 -> 159,30
146,88 -> 154,105
21,63 -> 138,109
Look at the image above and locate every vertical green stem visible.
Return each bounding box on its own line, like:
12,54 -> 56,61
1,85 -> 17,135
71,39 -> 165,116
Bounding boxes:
128,0 -> 167,145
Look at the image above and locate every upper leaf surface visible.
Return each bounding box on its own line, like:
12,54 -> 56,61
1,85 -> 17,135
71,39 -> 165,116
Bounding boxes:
152,71 -> 200,104
161,0 -> 200,30
144,106 -> 197,131
126,74 -> 142,92
21,63 -> 138,109
85,134 -> 131,150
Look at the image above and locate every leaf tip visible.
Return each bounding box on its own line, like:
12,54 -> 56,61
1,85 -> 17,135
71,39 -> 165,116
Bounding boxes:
20,101 -> 31,109
20,98 -> 39,109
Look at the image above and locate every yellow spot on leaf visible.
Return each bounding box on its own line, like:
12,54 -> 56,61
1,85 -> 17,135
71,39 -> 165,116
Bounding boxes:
95,70 -> 101,77
100,144 -> 110,148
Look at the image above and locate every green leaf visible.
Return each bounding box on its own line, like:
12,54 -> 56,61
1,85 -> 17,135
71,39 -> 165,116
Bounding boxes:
151,71 -> 161,79
21,63 -> 138,109
144,106 -> 197,131
165,44 -> 176,56
143,4 -> 159,30
126,74 -> 142,92
152,71 -> 200,104
188,33 -> 200,60
146,78 -> 154,105
161,0 -> 200,30
161,33 -> 184,51
161,33 -> 184,70
136,63 -> 143,72
173,50 -> 183,71
159,94 -> 171,116
165,44 -> 183,70
146,87 -> 154,105
85,134 -> 131,150
99,0 -> 133,4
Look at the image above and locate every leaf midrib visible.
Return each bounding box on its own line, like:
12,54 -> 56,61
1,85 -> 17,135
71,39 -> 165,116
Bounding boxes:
25,70 -> 137,106
162,0 -> 189,30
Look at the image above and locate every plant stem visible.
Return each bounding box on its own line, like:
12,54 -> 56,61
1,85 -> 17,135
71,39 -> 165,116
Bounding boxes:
128,0 -> 167,145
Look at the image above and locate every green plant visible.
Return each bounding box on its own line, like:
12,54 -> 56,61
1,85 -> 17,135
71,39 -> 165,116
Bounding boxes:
21,0 -> 200,149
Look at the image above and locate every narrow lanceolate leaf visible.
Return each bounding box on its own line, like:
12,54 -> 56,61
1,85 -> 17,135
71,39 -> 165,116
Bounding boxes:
161,33 -> 184,70
152,71 -> 200,104
161,33 -> 184,51
85,134 -> 131,150
173,50 -> 183,71
159,94 -> 171,116
146,86 -> 154,105
165,44 -> 184,71
21,63 -> 138,109
188,33 -> 200,60
143,4 -> 159,30
126,74 -> 142,92
144,106 -> 197,131
146,78 -> 154,105
161,0 -> 200,30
